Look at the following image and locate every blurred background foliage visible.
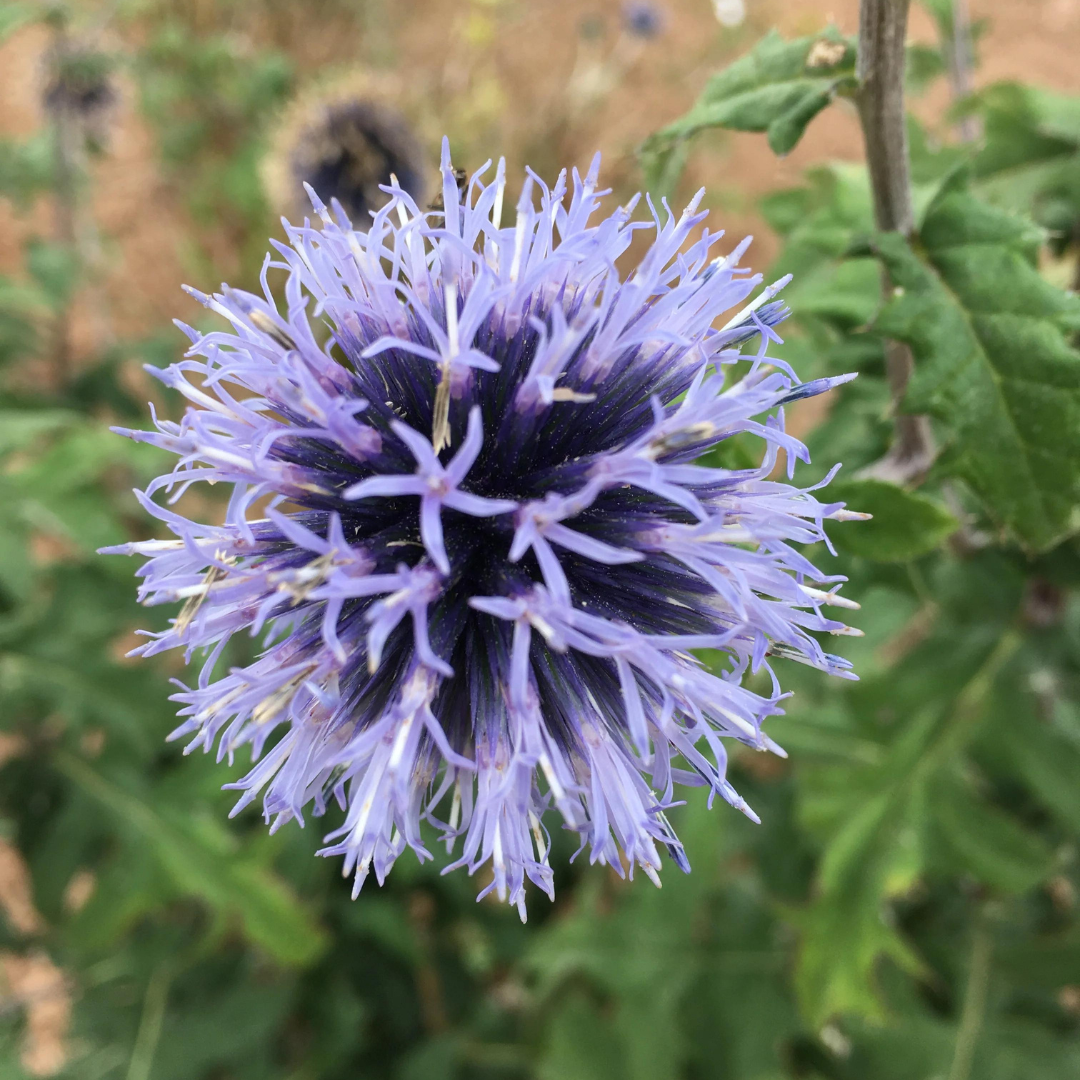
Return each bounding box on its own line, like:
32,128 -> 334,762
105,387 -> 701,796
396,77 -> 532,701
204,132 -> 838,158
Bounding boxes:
3,0 -> 1080,1077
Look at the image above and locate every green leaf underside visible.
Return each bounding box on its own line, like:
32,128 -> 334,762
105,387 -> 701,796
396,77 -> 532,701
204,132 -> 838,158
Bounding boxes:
640,30 -> 856,195
874,184 -> 1080,551
972,82 -> 1080,182
826,478 -> 959,561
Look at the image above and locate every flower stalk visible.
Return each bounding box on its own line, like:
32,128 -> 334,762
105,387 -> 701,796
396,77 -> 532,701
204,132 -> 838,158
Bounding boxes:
856,0 -> 936,484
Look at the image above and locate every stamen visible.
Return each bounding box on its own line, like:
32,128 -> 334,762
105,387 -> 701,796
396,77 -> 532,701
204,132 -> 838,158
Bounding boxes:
252,665 -> 317,726
719,274 -> 793,333
248,309 -> 298,351
801,585 -> 861,610
432,282 -> 458,453
175,557 -> 232,634
492,174 -> 505,231
550,387 -> 597,403
528,810 -> 547,862
388,173 -> 410,229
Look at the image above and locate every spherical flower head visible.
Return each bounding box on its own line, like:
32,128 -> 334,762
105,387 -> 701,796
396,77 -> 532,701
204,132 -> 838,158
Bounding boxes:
105,140 -> 864,918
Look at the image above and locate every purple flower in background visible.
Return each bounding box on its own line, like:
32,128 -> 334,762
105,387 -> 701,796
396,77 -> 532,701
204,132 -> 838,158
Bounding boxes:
105,140 -> 863,918
622,1 -> 665,38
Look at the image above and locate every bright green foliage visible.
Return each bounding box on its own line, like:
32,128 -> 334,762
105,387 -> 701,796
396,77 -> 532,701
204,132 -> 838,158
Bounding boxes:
57,752 -> 327,966
0,134 -> 56,208
632,13 -> 1080,1068
826,479 -> 959,561
874,180 -> 1080,551
969,82 -> 1080,246
641,29 -> 856,194
792,614 -> 1023,1024
973,83 -> 1080,175
529,800 -> 799,1080
0,0 -> 36,43
133,23 -> 292,276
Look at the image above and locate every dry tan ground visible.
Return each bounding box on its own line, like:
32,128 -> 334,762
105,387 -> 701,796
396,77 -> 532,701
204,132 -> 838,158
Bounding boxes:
2,0 -> 1080,366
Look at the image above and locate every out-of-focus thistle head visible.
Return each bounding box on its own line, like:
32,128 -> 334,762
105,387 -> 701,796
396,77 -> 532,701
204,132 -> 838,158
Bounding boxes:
42,43 -> 116,149
621,1 -> 665,38
264,72 -> 430,228
105,141 -> 865,917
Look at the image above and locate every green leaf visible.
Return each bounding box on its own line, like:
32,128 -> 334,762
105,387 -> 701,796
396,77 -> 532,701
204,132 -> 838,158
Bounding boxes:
783,257 -> 883,328
843,1014 -> 1080,1080
978,677 -> 1080,833
685,955 -> 798,1080
966,82 -> 1080,258
793,629 -> 1022,1024
930,772 -> 1054,893
0,275 -> 50,367
997,931 -> 1080,991
538,988 -> 624,1080
971,82 -> 1080,182
0,519 -> 33,604
529,798 -> 724,1080
0,2 -> 37,45
0,409 -> 76,456
873,184 -> 1080,551
792,757 -> 928,1025
905,43 -> 947,97
56,752 -> 327,967
793,869 -> 923,1027
640,30 -> 856,195
0,135 -> 54,207
340,894 -> 421,967
25,241 -> 79,311
825,478 -> 959,561
151,973 -> 295,1080
763,163 -> 872,256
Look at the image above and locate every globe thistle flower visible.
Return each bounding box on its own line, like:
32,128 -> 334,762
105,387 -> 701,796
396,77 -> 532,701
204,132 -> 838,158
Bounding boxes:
105,142 -> 863,917
621,2 -> 665,39
42,43 -> 116,151
264,72 -> 430,228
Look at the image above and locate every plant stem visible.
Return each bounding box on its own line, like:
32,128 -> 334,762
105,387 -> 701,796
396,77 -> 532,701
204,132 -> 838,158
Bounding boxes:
408,890 -> 448,1034
126,962 -> 171,1080
948,0 -> 981,144
857,0 -> 914,238
946,914 -> 993,1080
49,21 -> 79,388
855,0 -> 936,485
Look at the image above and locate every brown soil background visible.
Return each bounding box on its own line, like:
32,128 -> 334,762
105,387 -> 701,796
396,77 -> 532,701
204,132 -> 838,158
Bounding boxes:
3,0 -> 1080,366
